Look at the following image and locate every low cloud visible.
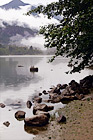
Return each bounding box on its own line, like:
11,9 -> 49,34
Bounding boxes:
0,3 -> 59,50
0,6 -> 58,29
9,34 -> 46,50
21,35 -> 45,50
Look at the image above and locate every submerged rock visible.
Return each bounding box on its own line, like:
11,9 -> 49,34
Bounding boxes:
24,114 -> 49,126
3,121 -> 10,127
0,103 -> 5,108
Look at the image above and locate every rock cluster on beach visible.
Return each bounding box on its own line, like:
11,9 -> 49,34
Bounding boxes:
48,75 -> 93,103
0,75 -> 93,128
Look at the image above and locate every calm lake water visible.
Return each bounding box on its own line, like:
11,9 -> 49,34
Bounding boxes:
0,55 -> 93,140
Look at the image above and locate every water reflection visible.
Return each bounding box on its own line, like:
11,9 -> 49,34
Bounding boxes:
0,57 -> 42,90
4,98 -> 25,109
24,124 -> 48,135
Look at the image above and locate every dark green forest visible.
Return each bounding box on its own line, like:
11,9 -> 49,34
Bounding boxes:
0,44 -> 43,55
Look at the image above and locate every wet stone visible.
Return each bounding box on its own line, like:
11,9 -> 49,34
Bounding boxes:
3,121 -> 10,127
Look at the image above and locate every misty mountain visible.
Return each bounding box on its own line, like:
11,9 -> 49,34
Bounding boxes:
0,0 -> 29,10
0,22 -> 38,45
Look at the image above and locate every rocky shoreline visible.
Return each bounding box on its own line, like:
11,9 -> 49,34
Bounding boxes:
0,75 -> 93,138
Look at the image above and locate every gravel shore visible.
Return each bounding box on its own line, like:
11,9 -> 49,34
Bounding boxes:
33,94 -> 93,140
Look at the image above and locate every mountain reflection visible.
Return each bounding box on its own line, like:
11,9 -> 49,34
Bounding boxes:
0,57 -> 42,90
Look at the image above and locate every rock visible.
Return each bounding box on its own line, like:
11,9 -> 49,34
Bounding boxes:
57,84 -> 62,88
60,84 -> 68,89
42,90 -> 48,95
69,80 -> 88,95
3,121 -> 10,127
50,94 -> 61,103
80,75 -> 93,89
49,86 -> 61,94
33,104 -> 48,114
35,110 -> 50,118
33,97 -> 42,103
24,114 -> 49,126
33,104 -> 54,114
43,99 -> 52,103
69,80 -> 80,91
26,101 -> 32,108
15,111 -> 26,119
75,93 -> 84,100
30,67 -> 38,72
57,114 -> 66,123
61,95 -> 76,102
61,86 -> 75,96
47,106 -> 54,111
0,103 -> 5,108
39,93 -> 42,96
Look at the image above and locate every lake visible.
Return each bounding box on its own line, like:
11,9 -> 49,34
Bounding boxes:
0,55 -> 92,140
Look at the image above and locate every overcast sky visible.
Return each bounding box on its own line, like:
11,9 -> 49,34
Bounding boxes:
0,0 -> 59,49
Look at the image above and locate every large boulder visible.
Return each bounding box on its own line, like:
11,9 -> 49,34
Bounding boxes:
24,114 -> 49,126
80,75 -> 93,89
33,104 -> 54,114
69,80 -> 89,95
15,111 -> 26,120
0,103 -> 5,108
69,80 -> 80,91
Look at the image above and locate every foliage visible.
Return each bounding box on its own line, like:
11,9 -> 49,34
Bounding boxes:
27,0 -> 93,73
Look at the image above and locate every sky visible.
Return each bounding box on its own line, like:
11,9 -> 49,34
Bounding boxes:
0,0 -> 58,6
0,0 -> 59,50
